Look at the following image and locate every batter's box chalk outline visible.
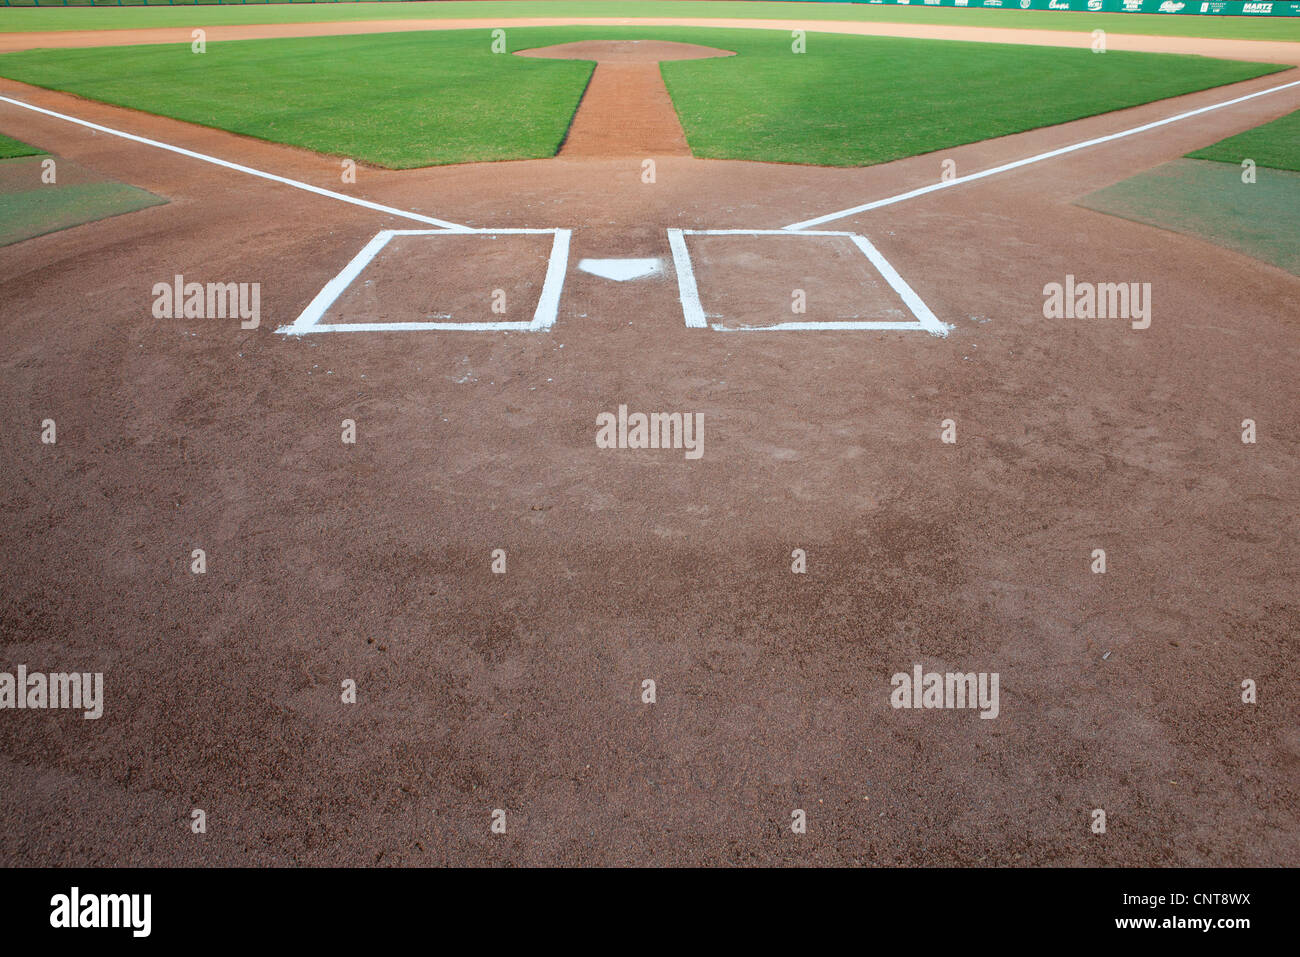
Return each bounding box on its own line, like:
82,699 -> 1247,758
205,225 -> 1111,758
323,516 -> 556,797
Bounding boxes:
666,228 -> 950,336
277,227 -> 572,334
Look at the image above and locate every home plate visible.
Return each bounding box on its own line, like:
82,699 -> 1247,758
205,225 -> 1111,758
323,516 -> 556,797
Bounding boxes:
577,258 -> 662,281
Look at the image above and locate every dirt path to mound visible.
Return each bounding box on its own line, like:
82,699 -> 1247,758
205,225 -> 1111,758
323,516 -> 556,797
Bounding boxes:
561,64 -> 693,157
517,40 -> 734,157
3,16 -> 1299,65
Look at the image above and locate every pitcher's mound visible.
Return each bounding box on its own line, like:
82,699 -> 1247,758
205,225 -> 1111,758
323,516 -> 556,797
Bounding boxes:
515,40 -> 736,63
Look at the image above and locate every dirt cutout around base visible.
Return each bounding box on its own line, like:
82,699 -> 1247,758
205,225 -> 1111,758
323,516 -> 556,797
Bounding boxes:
516,40 -> 734,157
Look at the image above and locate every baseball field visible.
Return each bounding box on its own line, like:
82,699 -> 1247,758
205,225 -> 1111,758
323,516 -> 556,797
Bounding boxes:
0,0 -> 1296,874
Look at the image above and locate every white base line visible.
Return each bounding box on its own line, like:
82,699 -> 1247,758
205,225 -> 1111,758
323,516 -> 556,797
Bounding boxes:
0,93 -> 468,231
668,228 -> 950,336
282,230 -> 395,334
667,228 -> 706,328
848,233 -> 947,336
276,228 -> 571,334
533,227 -> 571,331
785,77 -> 1300,231
720,321 -> 929,331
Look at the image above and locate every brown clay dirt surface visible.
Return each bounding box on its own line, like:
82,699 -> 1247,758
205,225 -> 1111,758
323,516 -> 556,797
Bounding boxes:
518,40 -> 735,157
0,20 -> 1297,867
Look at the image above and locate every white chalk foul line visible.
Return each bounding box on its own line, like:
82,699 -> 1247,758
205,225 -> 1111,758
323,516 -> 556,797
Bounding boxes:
667,228 -> 950,336
276,228 -> 571,334
785,77 -> 1300,231
0,93 -> 468,231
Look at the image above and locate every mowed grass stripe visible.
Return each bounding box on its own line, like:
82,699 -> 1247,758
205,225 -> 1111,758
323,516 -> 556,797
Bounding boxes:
0,27 -> 1286,168
2,2 -> 1300,42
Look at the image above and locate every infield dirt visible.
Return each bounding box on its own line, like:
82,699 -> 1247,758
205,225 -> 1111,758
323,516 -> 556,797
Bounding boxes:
0,20 -> 1296,866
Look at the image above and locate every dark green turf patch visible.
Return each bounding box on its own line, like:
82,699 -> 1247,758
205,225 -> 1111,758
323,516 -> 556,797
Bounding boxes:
1186,109 -> 1300,173
0,157 -> 167,246
0,27 -> 1284,168
1077,157 -> 1300,276
0,132 -> 45,159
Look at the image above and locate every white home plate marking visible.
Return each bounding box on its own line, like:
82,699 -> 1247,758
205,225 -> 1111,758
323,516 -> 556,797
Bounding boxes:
577,258 -> 662,281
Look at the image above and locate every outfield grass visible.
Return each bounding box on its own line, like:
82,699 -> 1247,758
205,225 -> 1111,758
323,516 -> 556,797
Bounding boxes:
0,132 -> 44,158
1186,109 -> 1300,172
0,27 -> 1285,168
1,1 -> 1300,43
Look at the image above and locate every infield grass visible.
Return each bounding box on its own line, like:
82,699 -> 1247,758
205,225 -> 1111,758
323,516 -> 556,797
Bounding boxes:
0,26 -> 1285,168
1186,109 -> 1300,172
1,2 -> 1299,43
652,28 -> 1288,165
0,31 -> 595,167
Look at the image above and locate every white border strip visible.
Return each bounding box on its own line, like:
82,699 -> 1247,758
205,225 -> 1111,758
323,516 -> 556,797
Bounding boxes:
276,228 -> 571,334
848,233 -> 947,336
283,229 -> 396,333
785,77 -> 1300,231
0,93 -> 469,230
533,227 -> 571,331
668,228 -> 949,336
667,228 -> 706,328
